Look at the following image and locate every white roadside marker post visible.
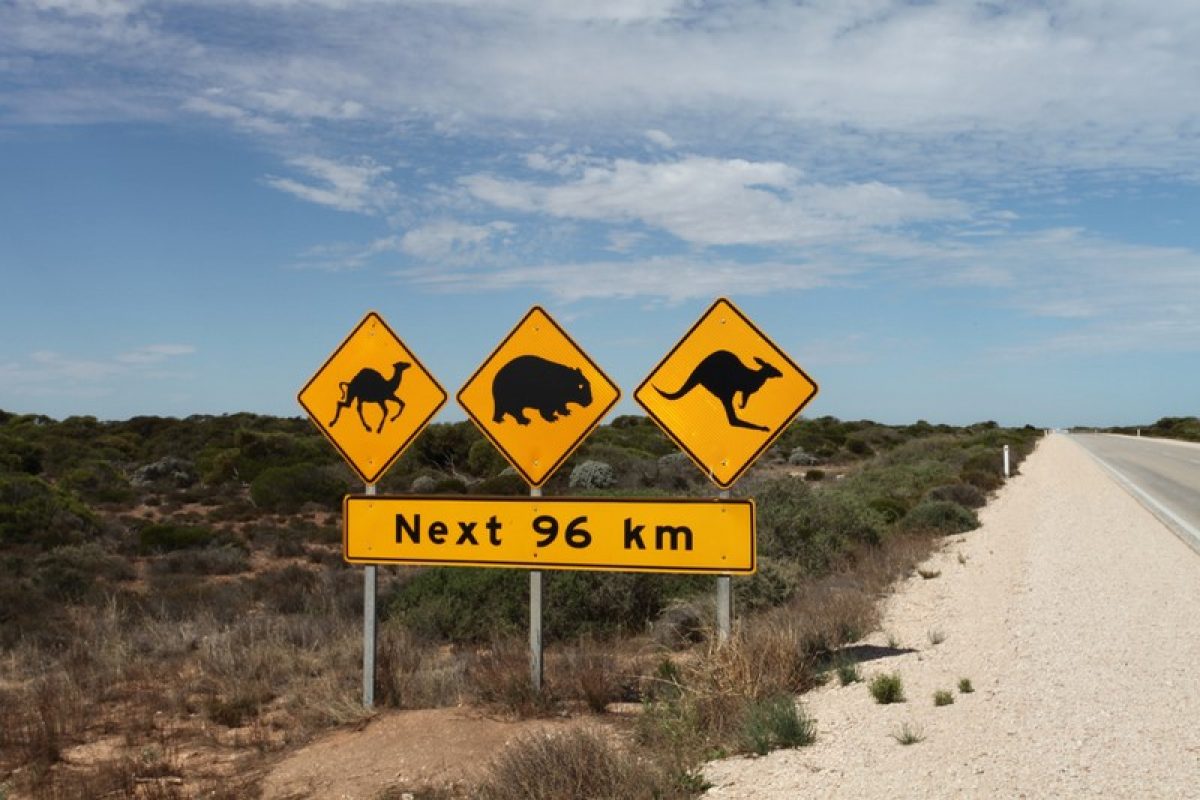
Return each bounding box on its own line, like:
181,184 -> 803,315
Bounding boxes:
1003,445 -> 1010,479
530,486 -> 544,691
363,482 -> 377,708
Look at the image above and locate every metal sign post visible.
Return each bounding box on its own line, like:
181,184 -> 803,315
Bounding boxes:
717,488 -> 732,642
529,486 -> 543,692
363,482 -> 377,708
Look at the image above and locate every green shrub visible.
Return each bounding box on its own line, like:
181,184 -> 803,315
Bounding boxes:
961,468 -> 1003,492
138,523 -> 222,553
34,543 -> 135,602
467,439 -> 508,477
933,690 -> 954,706
0,473 -> 98,547
869,672 -> 905,704
958,677 -> 974,694
752,477 -> 885,574
470,473 -> 527,495
898,500 -> 979,535
250,463 -> 347,512
385,568 -> 527,642
59,460 -> 135,504
926,482 -> 986,509
739,695 -> 816,755
569,460 -> 617,490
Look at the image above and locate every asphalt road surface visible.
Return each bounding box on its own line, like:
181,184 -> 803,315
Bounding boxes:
1070,433 -> 1200,554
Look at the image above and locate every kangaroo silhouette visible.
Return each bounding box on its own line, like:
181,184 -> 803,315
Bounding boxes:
656,350 -> 782,432
329,361 -> 410,434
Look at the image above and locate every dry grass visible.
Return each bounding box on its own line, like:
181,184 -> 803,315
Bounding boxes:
474,727 -> 682,800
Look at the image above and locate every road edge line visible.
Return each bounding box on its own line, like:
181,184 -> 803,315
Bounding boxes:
1073,438 -> 1200,557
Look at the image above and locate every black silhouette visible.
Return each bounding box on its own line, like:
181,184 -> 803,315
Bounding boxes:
492,355 -> 592,425
655,350 -> 782,432
329,361 -> 410,433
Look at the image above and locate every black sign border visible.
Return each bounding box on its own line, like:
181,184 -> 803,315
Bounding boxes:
297,310 -> 448,485
456,306 -> 621,488
634,297 -> 819,489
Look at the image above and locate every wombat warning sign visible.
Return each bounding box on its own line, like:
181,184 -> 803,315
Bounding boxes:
458,307 -> 620,487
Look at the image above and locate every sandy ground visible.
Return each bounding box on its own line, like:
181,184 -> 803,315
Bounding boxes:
704,434 -> 1200,799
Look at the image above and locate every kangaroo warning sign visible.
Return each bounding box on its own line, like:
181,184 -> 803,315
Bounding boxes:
458,307 -> 620,487
635,298 -> 818,489
298,311 -> 447,484
344,495 -> 755,574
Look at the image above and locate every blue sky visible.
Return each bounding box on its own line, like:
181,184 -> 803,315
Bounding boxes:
2,0 -> 1198,428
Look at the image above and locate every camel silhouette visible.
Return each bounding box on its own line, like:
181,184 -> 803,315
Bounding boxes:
329,361 -> 410,433
655,350 -> 782,432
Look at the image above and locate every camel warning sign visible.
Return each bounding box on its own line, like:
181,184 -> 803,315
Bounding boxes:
635,298 -> 818,489
458,307 -> 620,487
298,311 -> 447,484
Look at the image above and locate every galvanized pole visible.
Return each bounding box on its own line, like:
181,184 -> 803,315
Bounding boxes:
1003,445 -> 1010,479
717,488 -> 732,642
529,486 -> 544,691
363,482 -> 377,708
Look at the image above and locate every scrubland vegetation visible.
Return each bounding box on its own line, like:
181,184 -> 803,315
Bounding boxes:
0,407 -> 1040,798
1095,416 -> 1200,442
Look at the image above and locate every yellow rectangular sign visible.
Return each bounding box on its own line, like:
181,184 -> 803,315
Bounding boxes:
344,496 -> 755,575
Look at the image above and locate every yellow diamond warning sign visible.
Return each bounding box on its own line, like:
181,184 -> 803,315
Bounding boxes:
298,311 -> 447,484
635,298 -> 818,489
458,307 -> 620,487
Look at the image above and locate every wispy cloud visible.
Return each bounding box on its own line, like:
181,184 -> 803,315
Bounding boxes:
0,344 -> 196,398
264,155 -> 397,214
399,257 -> 849,304
464,155 -> 967,247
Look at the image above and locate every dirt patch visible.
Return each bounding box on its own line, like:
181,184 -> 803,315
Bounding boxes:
261,707 -> 615,799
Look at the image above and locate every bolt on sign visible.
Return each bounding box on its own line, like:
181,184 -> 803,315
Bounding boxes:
343,495 -> 755,574
635,297 -> 818,489
298,311 -> 447,484
457,306 -> 620,487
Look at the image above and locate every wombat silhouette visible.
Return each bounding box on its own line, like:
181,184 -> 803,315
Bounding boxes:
655,350 -> 782,432
492,355 -> 592,426
329,361 -> 410,433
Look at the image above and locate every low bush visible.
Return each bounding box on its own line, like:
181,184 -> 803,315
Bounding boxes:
138,522 -> 224,553
926,482 -> 986,509
0,473 -> 98,547
869,672 -> 905,704
752,477 -> 886,574
385,568 -> 527,642
34,543 -> 135,602
898,500 -> 979,535
150,544 -> 249,576
568,460 -> 617,490
476,727 -> 677,800
739,694 -> 816,755
250,463 -> 346,512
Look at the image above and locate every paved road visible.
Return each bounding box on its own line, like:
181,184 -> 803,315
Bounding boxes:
1070,433 -> 1200,553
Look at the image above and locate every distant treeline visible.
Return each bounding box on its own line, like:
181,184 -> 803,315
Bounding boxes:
1092,416 -> 1200,443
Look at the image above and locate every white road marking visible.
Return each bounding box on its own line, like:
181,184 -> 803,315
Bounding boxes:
1079,446 -> 1200,556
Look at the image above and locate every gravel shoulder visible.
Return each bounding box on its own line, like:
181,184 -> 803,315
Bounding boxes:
703,434 -> 1200,798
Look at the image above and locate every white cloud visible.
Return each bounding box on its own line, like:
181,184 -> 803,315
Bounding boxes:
264,155 -> 397,214
645,129 -> 675,149
400,220 -> 515,261
0,344 -> 195,396
399,257 -> 848,303
464,155 -> 967,246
